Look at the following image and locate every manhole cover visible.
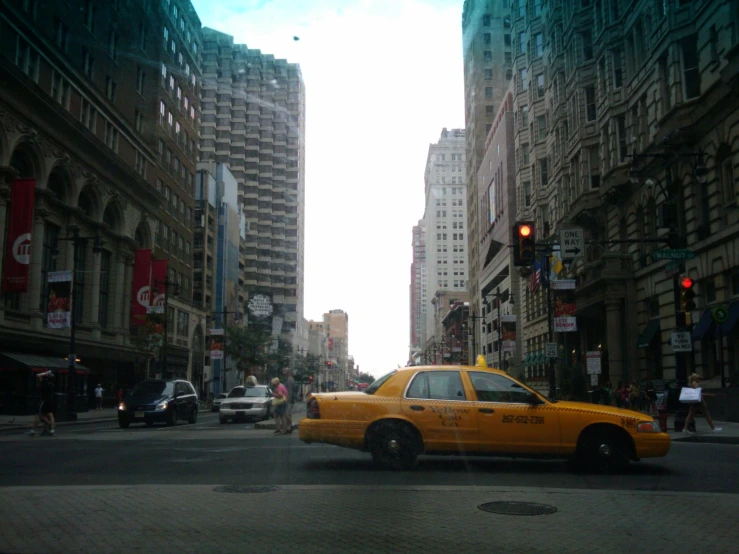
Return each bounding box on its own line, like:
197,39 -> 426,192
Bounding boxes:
213,485 -> 280,494
478,501 -> 557,516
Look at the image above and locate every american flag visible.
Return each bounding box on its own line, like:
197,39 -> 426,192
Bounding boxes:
530,259 -> 542,293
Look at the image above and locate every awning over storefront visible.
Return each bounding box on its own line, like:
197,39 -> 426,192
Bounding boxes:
691,309 -> 714,340
637,319 -> 661,348
0,352 -> 90,372
716,301 -> 739,336
523,353 -> 531,365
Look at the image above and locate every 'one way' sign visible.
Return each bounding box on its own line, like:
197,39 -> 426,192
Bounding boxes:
559,228 -> 584,263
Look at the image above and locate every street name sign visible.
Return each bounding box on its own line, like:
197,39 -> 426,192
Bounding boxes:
652,249 -> 696,261
559,228 -> 584,262
551,279 -> 576,290
670,331 -> 692,353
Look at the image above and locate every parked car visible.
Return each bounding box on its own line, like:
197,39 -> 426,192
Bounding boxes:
211,393 -> 228,412
219,385 -> 273,423
118,379 -> 198,428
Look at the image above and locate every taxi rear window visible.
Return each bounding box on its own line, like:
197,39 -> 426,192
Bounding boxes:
364,371 -> 397,395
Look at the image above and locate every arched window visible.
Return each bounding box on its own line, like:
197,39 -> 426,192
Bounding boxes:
716,143 -> 735,207
78,187 -> 94,218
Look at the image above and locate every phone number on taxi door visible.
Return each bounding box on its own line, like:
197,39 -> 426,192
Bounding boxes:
501,415 -> 545,424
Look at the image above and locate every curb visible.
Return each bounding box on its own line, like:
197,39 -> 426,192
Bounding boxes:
0,416 -> 117,434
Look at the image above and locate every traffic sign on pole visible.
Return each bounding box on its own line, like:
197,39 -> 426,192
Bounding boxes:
559,228 -> 584,263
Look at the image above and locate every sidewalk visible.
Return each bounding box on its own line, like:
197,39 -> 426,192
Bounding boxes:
0,484 -> 737,553
0,408 -> 117,433
254,402 -> 305,430
667,415 -> 739,444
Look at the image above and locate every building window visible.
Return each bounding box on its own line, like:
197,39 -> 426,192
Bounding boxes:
582,30 -> 593,61
15,38 -> 39,81
681,35 -> 700,100
54,17 -> 69,52
520,68 -> 528,90
536,73 -> 545,98
98,250 -> 111,328
80,99 -> 97,132
135,151 -> 146,176
135,109 -> 143,133
485,87 -> 493,99
519,32 -> 527,54
484,50 -> 493,62
585,85 -> 596,121
108,30 -> 118,62
104,121 -> 118,152
535,33 -> 543,58
612,48 -> 623,88
484,33 -> 491,45
82,47 -> 94,78
523,181 -> 531,206
588,146 -> 600,189
539,158 -> 549,188
136,66 -> 145,95
40,224 -> 60,315
105,76 -> 117,101
537,115 -> 547,141
73,242 -> 87,325
616,115 -> 627,163
51,71 -> 70,109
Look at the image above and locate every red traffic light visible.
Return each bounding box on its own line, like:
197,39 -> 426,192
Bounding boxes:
519,224 -> 532,237
680,277 -> 694,289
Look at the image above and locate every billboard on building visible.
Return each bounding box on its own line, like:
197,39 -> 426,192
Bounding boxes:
147,259 -> 167,314
501,314 -> 517,352
2,179 -> 35,293
47,271 -> 72,329
553,290 -> 577,332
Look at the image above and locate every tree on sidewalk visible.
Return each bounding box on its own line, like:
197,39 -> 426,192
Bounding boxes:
226,325 -> 271,384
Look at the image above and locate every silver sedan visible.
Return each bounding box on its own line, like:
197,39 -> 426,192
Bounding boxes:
219,385 -> 273,423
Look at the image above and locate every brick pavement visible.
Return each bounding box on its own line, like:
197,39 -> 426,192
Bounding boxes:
0,484 -> 737,553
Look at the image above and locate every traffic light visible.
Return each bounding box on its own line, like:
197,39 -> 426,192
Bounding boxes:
327,361 -> 332,368
680,276 -> 696,311
512,221 -> 536,266
309,375 -> 314,383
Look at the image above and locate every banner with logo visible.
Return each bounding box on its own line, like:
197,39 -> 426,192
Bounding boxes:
553,290 -> 577,332
209,329 -> 224,360
147,259 -> 167,314
2,179 -> 36,293
131,248 -> 152,326
47,271 -> 72,328
500,314 -> 517,353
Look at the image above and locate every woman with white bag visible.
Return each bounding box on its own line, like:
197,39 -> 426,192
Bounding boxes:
681,373 -> 722,434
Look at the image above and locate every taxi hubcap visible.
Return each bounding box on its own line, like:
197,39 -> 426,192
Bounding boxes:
387,439 -> 400,453
598,444 -> 611,458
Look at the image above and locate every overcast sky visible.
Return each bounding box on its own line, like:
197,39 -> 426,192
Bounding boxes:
192,0 -> 465,377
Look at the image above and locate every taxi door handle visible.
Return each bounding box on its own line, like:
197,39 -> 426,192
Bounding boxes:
478,408 -> 495,414
410,405 -> 425,411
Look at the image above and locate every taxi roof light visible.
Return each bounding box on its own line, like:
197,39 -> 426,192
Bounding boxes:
475,355 -> 488,368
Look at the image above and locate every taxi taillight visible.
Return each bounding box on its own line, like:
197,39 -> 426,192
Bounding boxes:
307,398 -> 320,419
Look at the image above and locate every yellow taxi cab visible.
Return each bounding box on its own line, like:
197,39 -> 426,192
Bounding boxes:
299,356 -> 671,471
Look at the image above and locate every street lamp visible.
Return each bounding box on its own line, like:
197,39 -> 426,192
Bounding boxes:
152,277 -> 180,380
55,225 -> 104,421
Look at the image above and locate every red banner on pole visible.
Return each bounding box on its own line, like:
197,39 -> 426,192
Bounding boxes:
149,259 -> 168,314
2,179 -> 36,293
130,249 -> 152,326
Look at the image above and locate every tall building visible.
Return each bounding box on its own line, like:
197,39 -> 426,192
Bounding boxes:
465,0 -> 739,389
462,0 -> 514,328
423,128 -> 468,349
0,0 -> 205,411
199,29 -> 306,350
323,309 -> 349,389
194,161 -> 245,394
409,220 -> 426,364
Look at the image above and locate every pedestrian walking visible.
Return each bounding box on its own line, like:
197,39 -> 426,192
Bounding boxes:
27,372 -> 56,436
95,383 -> 103,410
645,381 -> 657,415
270,377 -> 289,434
682,373 -> 722,434
285,369 -> 296,434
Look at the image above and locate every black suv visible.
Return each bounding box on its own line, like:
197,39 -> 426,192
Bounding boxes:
118,379 -> 198,428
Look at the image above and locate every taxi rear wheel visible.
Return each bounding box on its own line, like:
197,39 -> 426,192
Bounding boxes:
576,426 -> 631,472
368,422 -> 421,471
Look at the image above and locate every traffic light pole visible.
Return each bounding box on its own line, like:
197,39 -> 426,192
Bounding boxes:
545,254 -> 556,400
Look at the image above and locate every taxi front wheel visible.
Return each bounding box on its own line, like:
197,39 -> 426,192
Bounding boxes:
576,426 -> 631,472
369,422 -> 421,471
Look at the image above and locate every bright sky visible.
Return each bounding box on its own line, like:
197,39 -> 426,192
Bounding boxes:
191,0 -> 465,377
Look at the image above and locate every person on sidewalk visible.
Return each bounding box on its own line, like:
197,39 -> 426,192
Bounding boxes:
683,373 -> 722,434
95,384 -> 103,410
27,372 -> 55,437
270,377 -> 289,434
285,369 -> 296,434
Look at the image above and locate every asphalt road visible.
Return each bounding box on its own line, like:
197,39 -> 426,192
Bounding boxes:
1,413 -> 737,493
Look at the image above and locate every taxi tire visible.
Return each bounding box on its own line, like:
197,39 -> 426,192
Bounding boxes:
368,421 -> 421,471
576,426 -> 631,473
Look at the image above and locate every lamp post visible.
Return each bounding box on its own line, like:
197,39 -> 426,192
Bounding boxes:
153,277 -> 180,380
56,225 -> 104,421
629,143 -> 707,432
465,311 -> 486,365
